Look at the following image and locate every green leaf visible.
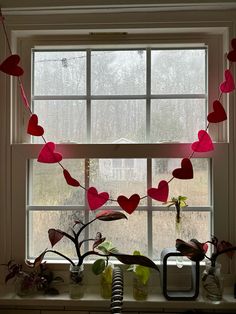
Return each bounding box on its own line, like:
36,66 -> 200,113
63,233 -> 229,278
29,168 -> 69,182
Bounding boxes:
97,241 -> 118,254
92,259 -> 106,275
135,265 -> 150,285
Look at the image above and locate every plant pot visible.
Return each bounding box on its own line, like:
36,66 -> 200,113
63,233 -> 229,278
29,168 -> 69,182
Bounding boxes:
133,276 -> 148,300
69,265 -> 84,299
201,261 -> 223,303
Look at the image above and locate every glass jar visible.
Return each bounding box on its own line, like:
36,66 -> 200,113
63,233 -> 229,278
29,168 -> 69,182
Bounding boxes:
100,265 -> 113,299
201,261 -> 223,303
15,274 -> 36,297
69,264 -> 84,299
133,276 -> 148,300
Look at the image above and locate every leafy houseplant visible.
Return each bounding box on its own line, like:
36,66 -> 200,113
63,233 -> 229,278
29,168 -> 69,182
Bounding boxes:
127,251 -> 151,300
4,260 -> 61,296
165,195 -> 188,225
175,236 -> 236,266
92,241 -> 118,299
176,236 -> 236,302
30,210 -> 159,298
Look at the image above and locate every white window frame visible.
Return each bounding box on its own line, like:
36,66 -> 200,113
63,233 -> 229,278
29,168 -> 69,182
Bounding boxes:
8,32 -> 230,271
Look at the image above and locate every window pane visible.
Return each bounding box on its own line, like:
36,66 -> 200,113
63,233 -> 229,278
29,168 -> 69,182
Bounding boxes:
33,100 -> 86,143
28,210 -> 85,259
89,211 -> 148,257
150,99 -> 206,143
91,100 -> 146,143
152,158 -> 210,205
91,50 -> 146,95
33,51 -> 86,95
89,158 -> 147,206
30,159 -> 85,205
151,49 -> 206,94
152,211 -> 210,260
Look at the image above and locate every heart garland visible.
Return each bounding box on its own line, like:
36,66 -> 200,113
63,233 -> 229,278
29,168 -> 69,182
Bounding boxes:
220,69 -> 235,93
63,169 -> 80,187
27,114 -> 44,136
227,38 -> 236,62
0,54 -> 24,76
172,158 -> 193,180
207,100 -> 227,123
117,194 -> 140,214
38,142 -> 63,163
87,187 -> 109,210
148,180 -> 169,203
0,9 -> 233,215
191,130 -> 214,152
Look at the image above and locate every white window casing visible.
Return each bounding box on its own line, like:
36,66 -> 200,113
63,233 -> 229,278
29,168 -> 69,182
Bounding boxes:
0,6 -> 234,276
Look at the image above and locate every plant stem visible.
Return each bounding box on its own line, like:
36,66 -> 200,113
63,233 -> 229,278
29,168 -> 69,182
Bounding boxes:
45,249 -> 75,266
211,246 -> 236,266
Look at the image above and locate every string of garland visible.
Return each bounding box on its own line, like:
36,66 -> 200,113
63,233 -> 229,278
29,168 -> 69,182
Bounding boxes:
0,8 -> 234,214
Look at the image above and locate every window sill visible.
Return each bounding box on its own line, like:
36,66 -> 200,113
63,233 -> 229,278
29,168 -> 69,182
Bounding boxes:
0,285 -> 235,312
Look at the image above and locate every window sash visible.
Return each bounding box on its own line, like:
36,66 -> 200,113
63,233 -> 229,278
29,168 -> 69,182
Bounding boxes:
11,142 -> 228,262
31,47 -> 208,144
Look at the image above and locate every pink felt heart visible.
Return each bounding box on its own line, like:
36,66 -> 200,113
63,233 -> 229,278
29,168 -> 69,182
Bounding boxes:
87,187 -> 109,210
0,54 -> 24,76
37,142 -> 63,163
172,158 -> 193,180
191,130 -> 214,152
227,38 -> 236,62
117,194 -> 140,214
27,114 -> 44,136
207,100 -> 227,123
220,70 -> 235,93
148,180 -> 169,203
63,169 -> 80,187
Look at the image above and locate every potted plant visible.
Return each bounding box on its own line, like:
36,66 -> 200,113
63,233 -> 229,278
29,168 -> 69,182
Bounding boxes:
127,251 -> 151,300
29,210 -> 159,299
176,236 -> 236,302
165,195 -> 188,229
92,241 -> 118,299
3,260 -> 62,297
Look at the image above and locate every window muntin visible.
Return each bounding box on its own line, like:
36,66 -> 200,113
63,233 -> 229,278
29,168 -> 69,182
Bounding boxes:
26,45 -> 212,262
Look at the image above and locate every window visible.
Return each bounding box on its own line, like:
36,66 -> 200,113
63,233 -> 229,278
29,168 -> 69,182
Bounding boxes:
11,34 -> 228,264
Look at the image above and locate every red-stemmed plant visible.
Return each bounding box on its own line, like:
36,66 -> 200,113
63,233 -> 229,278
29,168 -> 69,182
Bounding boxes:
176,236 -> 236,267
28,210 -> 159,271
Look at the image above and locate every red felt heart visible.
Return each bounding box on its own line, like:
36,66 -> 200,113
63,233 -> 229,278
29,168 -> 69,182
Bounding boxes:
148,180 -> 169,203
227,38 -> 236,62
172,158 -> 193,180
63,169 -> 80,187
37,142 -> 63,163
0,54 -> 24,76
191,130 -> 214,152
220,69 -> 235,93
117,194 -> 140,214
87,187 -> 109,210
207,100 -> 227,123
27,114 -> 44,136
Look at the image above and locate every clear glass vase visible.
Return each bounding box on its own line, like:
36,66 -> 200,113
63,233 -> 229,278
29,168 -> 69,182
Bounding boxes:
69,265 -> 84,299
100,265 -> 113,299
201,261 -> 223,303
15,274 -> 36,297
133,276 -> 148,300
